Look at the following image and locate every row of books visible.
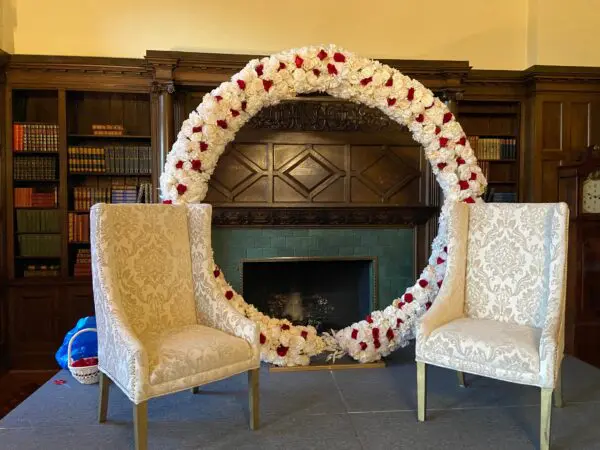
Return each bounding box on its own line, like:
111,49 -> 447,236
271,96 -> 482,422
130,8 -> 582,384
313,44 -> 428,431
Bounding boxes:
18,234 -> 61,257
72,185 -> 146,210
468,136 -> 517,160
23,264 -> 61,277
92,124 -> 125,136
13,123 -> 59,152
73,249 -> 91,277
16,209 -> 61,233
68,213 -> 90,243
14,156 -> 57,181
68,146 -> 152,174
483,188 -> 518,203
14,187 -> 58,208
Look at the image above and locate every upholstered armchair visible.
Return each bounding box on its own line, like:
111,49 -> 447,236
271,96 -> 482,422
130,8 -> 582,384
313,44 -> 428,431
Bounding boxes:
90,204 -> 260,450
415,202 -> 569,450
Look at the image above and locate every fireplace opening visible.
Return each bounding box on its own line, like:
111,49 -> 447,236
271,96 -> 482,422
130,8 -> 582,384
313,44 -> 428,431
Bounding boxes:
241,257 -> 377,333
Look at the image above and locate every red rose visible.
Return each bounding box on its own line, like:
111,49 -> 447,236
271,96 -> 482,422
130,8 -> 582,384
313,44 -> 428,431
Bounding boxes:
396,318 -> 404,327
162,200 -> 172,204
260,333 -> 266,344
416,114 -> 425,123
327,64 -> 338,75
439,137 -> 449,147
360,341 -> 368,351
372,328 -> 380,339
387,98 -> 396,107
419,279 -> 428,288
437,162 -> 447,170
191,160 -> 202,171
213,269 -> 220,278
407,87 -> 415,101
276,345 -> 289,357
301,330 -> 308,339
366,315 -> 373,324
281,324 -> 290,331
456,157 -> 466,165
459,180 -> 469,190
360,76 -> 373,86
317,49 -> 328,60
386,328 -> 394,340
262,79 -> 273,92
217,120 -> 228,129
176,184 -> 187,195
437,280 -> 443,288
374,340 -> 381,349
397,301 -> 405,309
278,62 -> 286,71
425,302 -> 432,310
175,160 -> 184,169
351,329 -> 358,340
313,69 -> 321,77
437,257 -> 445,264
404,293 -> 414,303
435,126 -> 441,135
200,142 -> 209,151
214,95 -> 223,102
443,112 -> 453,123
470,172 -> 477,181
385,77 -> 393,87
241,101 -> 247,111
192,125 -> 202,133
255,64 -> 264,77
225,290 -> 234,300
333,52 -> 346,63
295,55 -> 304,68
230,109 -> 240,117
458,136 -> 467,146
237,79 -> 246,90
464,197 -> 476,204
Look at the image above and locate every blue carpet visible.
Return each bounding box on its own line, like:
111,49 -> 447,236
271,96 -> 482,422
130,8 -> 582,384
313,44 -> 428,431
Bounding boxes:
1,348 -> 599,449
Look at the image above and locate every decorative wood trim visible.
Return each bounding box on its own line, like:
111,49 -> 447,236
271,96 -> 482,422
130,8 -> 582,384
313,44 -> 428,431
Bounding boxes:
212,205 -> 438,227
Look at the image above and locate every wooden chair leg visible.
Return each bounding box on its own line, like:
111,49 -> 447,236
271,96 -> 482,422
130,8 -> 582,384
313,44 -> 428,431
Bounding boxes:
191,386 -> 200,394
540,388 -> 553,450
417,361 -> 426,422
457,371 -> 467,388
248,368 -> 260,430
98,372 -> 110,423
554,367 -> 564,408
133,401 -> 148,450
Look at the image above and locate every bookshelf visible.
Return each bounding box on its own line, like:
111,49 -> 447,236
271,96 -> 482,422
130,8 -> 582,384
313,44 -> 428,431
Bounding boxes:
458,100 -> 521,203
7,90 -> 154,281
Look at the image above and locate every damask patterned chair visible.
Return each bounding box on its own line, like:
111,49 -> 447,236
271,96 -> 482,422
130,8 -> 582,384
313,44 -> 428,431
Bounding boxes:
90,204 -> 260,450
415,202 -> 569,450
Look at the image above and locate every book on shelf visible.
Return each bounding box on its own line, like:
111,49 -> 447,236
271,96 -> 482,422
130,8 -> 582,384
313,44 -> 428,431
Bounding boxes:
91,124 -> 125,136
14,187 -> 58,208
14,156 -> 57,180
18,235 -> 61,257
68,213 -> 90,243
468,136 -> 517,160
72,185 -> 144,211
23,264 -> 61,277
16,209 -> 61,233
13,123 -> 59,152
68,145 -> 152,174
73,248 -> 91,277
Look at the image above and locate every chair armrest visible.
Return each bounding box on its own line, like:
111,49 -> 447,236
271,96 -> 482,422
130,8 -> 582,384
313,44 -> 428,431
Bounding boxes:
418,283 -> 465,340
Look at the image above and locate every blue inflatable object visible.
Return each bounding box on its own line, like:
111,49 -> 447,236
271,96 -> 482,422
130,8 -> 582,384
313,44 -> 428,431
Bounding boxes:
55,316 -> 98,369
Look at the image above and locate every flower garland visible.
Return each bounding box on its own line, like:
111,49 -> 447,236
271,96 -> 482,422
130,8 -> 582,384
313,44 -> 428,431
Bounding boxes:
160,45 -> 487,366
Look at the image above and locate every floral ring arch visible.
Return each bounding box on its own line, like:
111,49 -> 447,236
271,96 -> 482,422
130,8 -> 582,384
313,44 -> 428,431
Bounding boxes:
160,45 -> 487,366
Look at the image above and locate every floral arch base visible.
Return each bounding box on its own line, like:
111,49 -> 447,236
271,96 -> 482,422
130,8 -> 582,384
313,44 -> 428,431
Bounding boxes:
160,45 -> 487,366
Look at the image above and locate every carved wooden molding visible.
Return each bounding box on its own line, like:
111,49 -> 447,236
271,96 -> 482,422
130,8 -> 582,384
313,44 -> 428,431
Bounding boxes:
211,205 -> 438,227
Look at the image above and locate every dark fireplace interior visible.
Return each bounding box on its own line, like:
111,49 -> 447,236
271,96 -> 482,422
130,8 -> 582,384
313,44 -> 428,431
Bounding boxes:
242,258 -> 375,333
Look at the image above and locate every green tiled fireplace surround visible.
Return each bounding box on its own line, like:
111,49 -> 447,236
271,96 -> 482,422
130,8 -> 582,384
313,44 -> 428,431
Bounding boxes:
212,228 -> 414,309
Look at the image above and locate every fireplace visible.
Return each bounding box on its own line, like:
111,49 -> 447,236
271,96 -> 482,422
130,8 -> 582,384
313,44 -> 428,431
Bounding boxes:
241,257 -> 377,333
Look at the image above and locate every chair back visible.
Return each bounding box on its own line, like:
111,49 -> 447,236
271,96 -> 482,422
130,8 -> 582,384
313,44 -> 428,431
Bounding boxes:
90,204 -> 197,337
464,203 -> 569,328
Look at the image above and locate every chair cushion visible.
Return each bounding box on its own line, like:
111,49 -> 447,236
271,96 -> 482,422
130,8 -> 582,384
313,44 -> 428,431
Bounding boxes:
143,325 -> 254,386
418,317 -> 541,379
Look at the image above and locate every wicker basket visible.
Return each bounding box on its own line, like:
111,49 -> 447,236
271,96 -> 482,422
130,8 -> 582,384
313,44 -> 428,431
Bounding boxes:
67,328 -> 99,385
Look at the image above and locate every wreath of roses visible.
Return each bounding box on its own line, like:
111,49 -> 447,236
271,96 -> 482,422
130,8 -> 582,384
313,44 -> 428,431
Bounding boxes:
160,45 -> 486,366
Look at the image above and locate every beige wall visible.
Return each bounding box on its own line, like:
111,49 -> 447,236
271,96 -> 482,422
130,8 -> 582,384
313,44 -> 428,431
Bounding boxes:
0,0 -> 598,69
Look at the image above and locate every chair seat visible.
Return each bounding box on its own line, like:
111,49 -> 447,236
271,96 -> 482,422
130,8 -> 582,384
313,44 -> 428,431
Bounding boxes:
418,317 -> 542,382
143,324 -> 254,386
